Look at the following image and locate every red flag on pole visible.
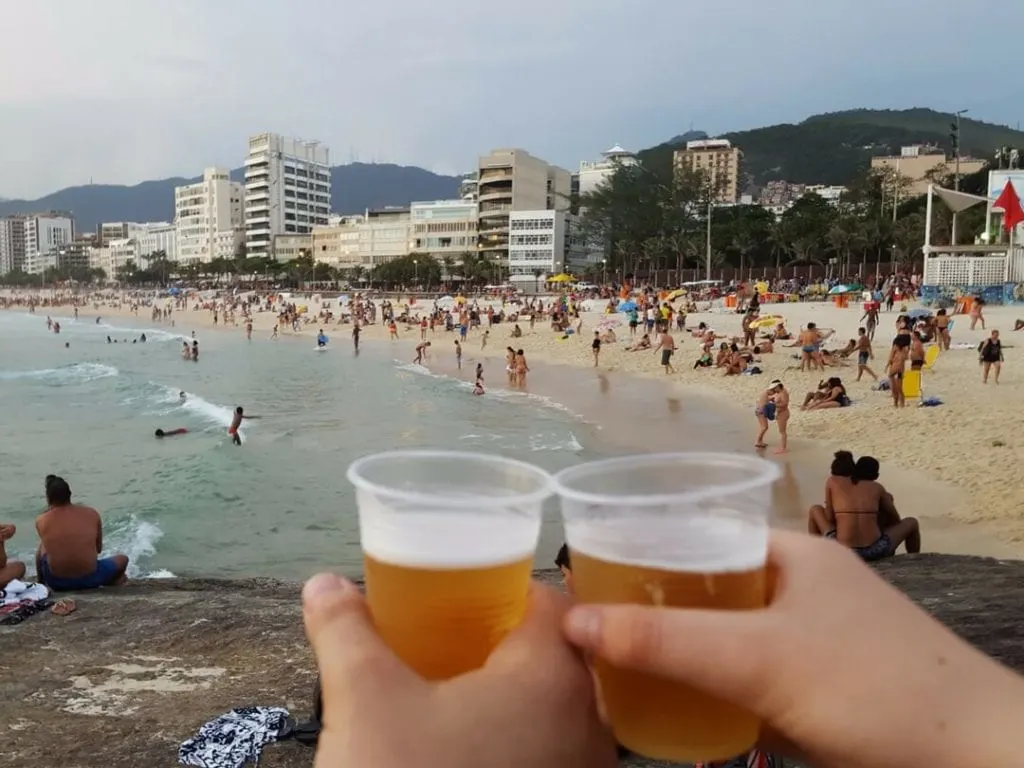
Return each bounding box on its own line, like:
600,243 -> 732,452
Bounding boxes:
994,180 -> 1024,232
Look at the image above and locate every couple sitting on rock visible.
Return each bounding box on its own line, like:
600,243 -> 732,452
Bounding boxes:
808,451 -> 921,561
0,475 -> 129,592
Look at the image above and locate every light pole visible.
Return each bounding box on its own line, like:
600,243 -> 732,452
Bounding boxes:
413,258 -> 419,285
951,108 -> 968,245
600,258 -> 606,285
704,195 -> 713,282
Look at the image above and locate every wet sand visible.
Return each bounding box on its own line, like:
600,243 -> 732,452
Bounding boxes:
414,340 -> 1023,561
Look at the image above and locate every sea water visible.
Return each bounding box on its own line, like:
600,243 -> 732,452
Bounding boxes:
0,311 -> 598,580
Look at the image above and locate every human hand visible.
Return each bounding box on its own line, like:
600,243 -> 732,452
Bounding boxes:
303,574 -> 617,768
562,531 -> 1024,768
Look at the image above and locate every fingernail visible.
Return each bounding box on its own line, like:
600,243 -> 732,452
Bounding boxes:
565,606 -> 602,645
302,573 -> 348,603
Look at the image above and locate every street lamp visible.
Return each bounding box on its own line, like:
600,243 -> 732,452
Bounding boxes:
951,108 -> 969,245
413,258 -> 419,285
600,258 -> 607,285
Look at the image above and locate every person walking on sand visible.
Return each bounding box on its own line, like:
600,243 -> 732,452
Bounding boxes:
655,327 -> 676,374
855,327 -> 877,382
980,329 -> 1003,384
772,379 -> 790,454
886,341 -> 908,408
591,332 -> 601,367
969,297 -> 985,330
454,339 -> 463,369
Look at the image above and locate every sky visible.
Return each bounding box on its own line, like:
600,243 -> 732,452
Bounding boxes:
2,0 -> 1023,199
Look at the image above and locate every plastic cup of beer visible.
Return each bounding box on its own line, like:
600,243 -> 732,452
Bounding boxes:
554,452 -> 780,763
347,450 -> 553,680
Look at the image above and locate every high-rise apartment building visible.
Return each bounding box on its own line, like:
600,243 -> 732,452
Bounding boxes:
476,149 -> 571,265
244,133 -> 331,258
23,213 -> 74,274
0,215 -> 26,274
174,167 -> 244,263
673,139 -> 742,204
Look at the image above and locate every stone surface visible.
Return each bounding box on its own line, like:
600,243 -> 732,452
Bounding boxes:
2,555 -> 1023,767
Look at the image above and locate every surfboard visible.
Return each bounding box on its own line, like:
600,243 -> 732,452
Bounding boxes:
315,346 -> 329,352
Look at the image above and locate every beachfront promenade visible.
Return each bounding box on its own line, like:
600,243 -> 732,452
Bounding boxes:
2,556 -> 1022,768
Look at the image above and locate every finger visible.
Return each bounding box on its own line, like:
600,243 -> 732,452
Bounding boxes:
301,573 -> 414,695
488,582 -> 574,667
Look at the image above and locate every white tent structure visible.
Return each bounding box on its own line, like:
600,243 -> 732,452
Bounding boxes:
921,179 -> 1024,300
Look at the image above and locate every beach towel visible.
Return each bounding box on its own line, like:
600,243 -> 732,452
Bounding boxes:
920,396 -> 944,407
178,707 -> 290,768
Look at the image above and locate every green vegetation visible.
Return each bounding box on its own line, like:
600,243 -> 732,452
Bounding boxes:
639,108 -> 1024,187
575,158 -> 991,281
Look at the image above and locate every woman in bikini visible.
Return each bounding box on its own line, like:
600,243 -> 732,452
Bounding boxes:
807,452 -> 921,561
969,297 -> 985,330
514,349 -> 529,388
803,378 -> 850,410
887,337 -> 909,408
935,308 -> 951,350
505,347 -> 516,385
909,330 -> 926,371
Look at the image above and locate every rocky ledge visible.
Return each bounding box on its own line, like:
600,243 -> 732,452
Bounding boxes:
2,556 -> 1023,768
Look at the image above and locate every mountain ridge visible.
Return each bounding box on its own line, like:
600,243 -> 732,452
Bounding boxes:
0,163 -> 463,231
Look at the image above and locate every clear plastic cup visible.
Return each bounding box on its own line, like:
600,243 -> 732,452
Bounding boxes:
554,452 -> 780,763
347,450 -> 553,680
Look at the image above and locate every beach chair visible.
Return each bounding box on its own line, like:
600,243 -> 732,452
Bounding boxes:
902,368 -> 922,399
923,344 -> 940,370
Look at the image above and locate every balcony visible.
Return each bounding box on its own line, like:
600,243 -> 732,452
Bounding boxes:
478,170 -> 512,183
478,189 -> 513,203
478,203 -> 512,217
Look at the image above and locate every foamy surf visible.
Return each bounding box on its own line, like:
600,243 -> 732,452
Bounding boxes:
0,362 -> 119,384
104,516 -> 176,579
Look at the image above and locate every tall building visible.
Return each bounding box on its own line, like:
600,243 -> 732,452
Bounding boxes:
244,133 -> 331,258
507,210 -> 572,290
476,148 -> 571,265
410,200 -> 478,262
23,213 -> 74,274
673,139 -> 742,203
578,144 -> 637,197
0,215 -> 26,274
135,222 -> 178,263
174,167 -> 244,263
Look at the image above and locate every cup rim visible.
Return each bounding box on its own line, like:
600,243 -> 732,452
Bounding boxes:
553,452 -> 781,509
347,449 -> 555,508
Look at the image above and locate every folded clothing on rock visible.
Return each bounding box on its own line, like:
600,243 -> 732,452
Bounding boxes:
179,706 -> 290,768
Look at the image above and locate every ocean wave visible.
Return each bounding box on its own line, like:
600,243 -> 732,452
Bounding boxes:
94,321 -> 185,343
459,431 -> 583,453
0,362 -> 119,385
102,515 -> 176,579
122,381 -> 238,429
393,359 -> 585,419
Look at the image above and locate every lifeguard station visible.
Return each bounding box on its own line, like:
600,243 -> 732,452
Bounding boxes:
919,170 -> 1024,307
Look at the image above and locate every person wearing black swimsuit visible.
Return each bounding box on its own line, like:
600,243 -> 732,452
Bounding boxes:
980,329 -> 1004,384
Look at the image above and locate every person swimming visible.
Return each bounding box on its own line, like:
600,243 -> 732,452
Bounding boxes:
155,428 -> 188,438
228,406 -> 260,446
179,391 -> 187,403
317,329 -> 329,347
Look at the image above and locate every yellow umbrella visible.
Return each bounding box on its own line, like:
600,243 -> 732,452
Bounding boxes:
750,314 -> 783,329
667,288 -> 688,301
547,273 -> 574,283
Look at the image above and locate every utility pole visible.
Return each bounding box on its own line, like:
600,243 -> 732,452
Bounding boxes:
951,109 -> 968,245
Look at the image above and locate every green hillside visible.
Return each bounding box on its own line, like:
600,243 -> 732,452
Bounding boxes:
639,108 -> 1024,187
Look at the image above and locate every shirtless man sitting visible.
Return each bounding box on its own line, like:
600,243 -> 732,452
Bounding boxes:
807,452 -> 920,561
35,475 -> 129,591
0,524 -> 26,588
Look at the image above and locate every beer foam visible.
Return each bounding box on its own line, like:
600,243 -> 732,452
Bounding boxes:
565,512 -> 767,573
360,504 -> 541,568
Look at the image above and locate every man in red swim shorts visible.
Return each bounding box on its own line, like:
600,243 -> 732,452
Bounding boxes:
228,406 -> 260,446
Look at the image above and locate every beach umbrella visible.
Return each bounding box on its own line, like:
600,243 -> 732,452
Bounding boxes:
617,300 -> 637,312
667,288 -> 688,301
750,314 -> 783,329
827,284 -> 851,295
907,308 -> 933,320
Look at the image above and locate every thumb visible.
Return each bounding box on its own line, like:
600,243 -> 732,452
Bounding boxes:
563,601 -> 780,716
302,573 -> 415,696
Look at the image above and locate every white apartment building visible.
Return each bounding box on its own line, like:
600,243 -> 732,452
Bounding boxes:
477,149 -> 571,267
0,216 -> 26,274
272,233 -> 313,263
312,217 -> 363,268
23,214 -> 74,274
360,208 -> 411,267
578,144 -> 637,197
410,200 -> 478,262
507,210 -> 569,291
244,133 -> 331,257
175,167 -> 244,263
134,222 -> 178,263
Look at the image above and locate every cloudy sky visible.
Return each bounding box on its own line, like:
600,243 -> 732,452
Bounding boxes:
1,0 -> 1021,199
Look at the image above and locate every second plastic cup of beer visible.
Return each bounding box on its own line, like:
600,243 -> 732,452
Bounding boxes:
554,452 -> 780,763
347,450 -> 552,680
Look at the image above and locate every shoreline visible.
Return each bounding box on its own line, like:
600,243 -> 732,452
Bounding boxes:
7,296 -> 1023,560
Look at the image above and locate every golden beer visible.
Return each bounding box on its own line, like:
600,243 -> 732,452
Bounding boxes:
570,548 -> 767,763
363,551 -> 534,680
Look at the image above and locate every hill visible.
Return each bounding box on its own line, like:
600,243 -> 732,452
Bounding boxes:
640,107 -> 1024,187
0,163 -> 462,232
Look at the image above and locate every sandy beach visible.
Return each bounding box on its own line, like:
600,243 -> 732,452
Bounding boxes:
9,289 -> 1024,557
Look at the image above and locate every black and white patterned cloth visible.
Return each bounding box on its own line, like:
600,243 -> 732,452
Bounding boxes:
178,707 -> 290,768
